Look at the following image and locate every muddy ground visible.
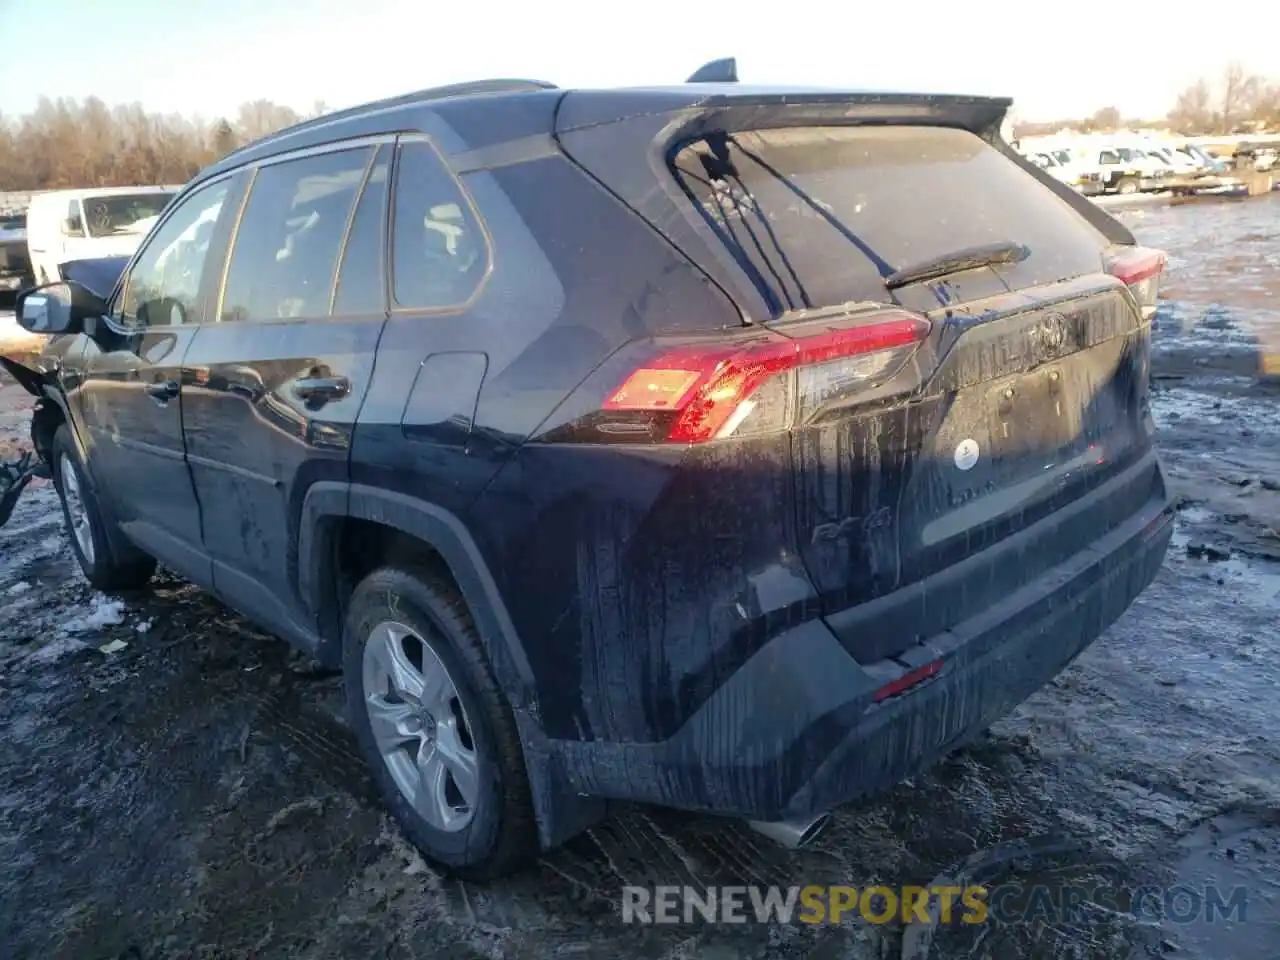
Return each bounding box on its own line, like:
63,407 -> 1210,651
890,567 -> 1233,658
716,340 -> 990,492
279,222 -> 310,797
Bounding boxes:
2,195 -> 1279,960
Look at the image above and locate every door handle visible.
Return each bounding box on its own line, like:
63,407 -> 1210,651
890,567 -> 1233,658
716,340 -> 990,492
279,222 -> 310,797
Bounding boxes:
145,380 -> 180,402
293,376 -> 350,406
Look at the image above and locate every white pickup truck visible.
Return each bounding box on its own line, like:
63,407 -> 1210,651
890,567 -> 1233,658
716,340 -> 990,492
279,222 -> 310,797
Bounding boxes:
1087,146 -> 1174,195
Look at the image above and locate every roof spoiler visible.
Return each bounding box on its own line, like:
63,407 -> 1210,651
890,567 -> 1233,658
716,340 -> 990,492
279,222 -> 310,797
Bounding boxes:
687,58 -> 738,83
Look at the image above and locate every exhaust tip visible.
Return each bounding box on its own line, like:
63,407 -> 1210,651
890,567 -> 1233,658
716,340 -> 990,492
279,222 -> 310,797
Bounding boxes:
798,812 -> 832,847
746,813 -> 833,850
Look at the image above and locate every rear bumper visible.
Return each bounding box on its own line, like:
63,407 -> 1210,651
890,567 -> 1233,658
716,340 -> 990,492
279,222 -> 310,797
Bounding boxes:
550,450 -> 1173,820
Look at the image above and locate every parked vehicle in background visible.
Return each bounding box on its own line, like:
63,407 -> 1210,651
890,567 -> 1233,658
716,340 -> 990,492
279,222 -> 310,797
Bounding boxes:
0,212 -> 32,303
1141,143 -> 1202,177
1090,144 -> 1172,194
25,186 -> 179,285
1167,142 -> 1227,175
1028,150 -> 1105,195
1176,144 -> 1220,172
2,66 -> 1175,879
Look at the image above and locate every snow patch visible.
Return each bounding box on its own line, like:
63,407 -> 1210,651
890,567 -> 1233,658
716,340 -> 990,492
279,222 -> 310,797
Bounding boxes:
29,636 -> 88,662
61,595 -> 127,635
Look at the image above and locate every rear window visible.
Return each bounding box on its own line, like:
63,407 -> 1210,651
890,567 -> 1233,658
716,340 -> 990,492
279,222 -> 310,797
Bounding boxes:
671,126 -> 1109,314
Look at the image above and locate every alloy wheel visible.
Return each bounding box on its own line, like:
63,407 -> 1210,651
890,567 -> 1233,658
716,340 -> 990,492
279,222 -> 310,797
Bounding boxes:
362,620 -> 480,832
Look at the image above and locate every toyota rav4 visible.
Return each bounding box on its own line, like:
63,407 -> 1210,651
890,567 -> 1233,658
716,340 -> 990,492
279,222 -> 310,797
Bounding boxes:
4,64 -> 1174,879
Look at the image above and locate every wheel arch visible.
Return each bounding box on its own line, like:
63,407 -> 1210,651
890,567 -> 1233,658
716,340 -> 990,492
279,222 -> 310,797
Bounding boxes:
297,481 -> 606,850
299,482 -> 535,706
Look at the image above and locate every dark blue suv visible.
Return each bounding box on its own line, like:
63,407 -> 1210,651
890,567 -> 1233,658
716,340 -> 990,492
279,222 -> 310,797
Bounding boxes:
6,69 -> 1174,879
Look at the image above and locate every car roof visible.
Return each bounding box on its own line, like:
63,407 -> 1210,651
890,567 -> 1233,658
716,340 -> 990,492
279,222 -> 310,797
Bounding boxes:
196,77 -> 1010,187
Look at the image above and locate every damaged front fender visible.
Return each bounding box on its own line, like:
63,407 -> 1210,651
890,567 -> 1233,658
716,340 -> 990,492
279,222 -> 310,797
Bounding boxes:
0,355 -> 63,527
0,451 -> 38,528
0,355 -> 48,399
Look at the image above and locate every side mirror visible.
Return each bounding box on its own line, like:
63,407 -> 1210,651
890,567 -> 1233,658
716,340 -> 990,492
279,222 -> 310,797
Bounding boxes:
15,282 -> 108,336
62,218 -> 84,237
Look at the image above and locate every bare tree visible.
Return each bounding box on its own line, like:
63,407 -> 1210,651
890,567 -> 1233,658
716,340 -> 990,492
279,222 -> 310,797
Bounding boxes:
1219,61 -> 1263,133
0,97 -> 304,191
209,118 -> 239,160
1168,78 -> 1215,134
1084,106 -> 1123,132
235,99 -> 302,144
1254,82 -> 1280,129
1168,64 -> 1275,135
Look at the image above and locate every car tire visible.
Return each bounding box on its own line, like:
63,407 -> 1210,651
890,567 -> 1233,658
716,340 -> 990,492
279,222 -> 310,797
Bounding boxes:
1114,177 -> 1140,195
343,564 -> 539,880
51,425 -> 157,591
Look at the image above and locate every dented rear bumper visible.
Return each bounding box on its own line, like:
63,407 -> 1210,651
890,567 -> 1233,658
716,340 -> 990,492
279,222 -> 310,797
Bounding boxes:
550,450 -> 1174,820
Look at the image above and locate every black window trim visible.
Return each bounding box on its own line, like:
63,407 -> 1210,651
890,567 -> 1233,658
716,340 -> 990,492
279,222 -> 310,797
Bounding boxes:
64,198 -> 85,236
210,134 -> 397,326
328,143 -> 390,318
388,132 -> 493,315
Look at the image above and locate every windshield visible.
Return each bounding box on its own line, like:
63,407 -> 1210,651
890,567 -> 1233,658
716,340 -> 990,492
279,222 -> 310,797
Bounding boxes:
0,214 -> 25,231
82,193 -> 177,238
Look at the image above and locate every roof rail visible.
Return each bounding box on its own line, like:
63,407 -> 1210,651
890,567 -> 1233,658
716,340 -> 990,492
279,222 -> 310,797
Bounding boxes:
686,58 -> 738,83
225,78 -> 558,160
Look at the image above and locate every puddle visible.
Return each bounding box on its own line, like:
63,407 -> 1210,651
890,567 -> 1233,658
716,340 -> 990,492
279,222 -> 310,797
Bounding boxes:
1163,813 -> 1280,957
1170,524 -> 1280,607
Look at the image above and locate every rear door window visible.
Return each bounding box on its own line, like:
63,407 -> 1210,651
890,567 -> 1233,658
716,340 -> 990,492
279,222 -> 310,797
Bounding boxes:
220,147 -> 372,322
671,126 -> 1110,314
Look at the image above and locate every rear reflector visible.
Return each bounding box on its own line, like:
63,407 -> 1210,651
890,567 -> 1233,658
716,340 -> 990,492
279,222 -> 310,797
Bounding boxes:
604,313 -> 930,443
1104,246 -> 1166,321
872,658 -> 944,702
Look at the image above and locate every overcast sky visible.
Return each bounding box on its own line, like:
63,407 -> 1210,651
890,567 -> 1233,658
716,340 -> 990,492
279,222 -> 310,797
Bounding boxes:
1,0 -> 1276,123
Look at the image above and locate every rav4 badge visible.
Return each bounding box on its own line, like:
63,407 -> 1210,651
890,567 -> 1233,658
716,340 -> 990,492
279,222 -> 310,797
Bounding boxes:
954,438 -> 980,471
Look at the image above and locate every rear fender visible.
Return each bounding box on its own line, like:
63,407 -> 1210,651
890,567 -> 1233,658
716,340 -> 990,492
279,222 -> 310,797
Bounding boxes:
297,481 -> 606,849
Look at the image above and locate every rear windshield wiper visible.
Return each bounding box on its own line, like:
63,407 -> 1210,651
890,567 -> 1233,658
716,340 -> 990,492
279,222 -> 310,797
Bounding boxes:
884,241 -> 1030,290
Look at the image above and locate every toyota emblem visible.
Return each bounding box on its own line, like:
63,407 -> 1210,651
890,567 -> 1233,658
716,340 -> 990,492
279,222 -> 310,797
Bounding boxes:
1041,312 -> 1069,352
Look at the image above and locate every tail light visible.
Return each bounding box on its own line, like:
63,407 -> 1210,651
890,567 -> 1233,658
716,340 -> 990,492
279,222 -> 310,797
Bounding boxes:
548,310 -> 930,445
1104,245 -> 1166,321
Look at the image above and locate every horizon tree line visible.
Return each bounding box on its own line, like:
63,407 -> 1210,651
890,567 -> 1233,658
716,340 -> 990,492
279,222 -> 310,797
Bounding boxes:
1,64 -> 1276,193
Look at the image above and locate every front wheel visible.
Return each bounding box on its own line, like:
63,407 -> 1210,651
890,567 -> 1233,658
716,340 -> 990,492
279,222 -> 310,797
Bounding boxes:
343,565 -> 539,879
51,425 -> 156,591
1114,177 -> 1140,195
